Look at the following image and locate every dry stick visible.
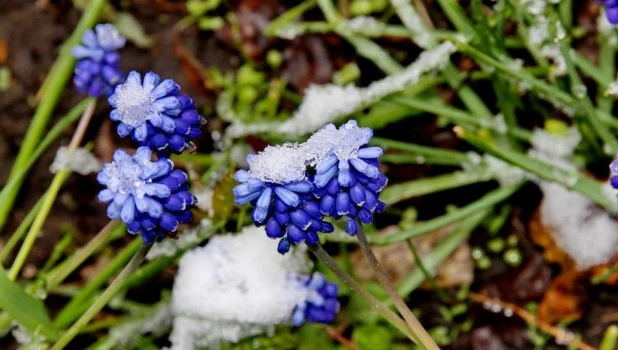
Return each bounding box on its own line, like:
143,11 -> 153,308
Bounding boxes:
356,225 -> 440,350
308,244 -> 418,343
468,292 -> 596,350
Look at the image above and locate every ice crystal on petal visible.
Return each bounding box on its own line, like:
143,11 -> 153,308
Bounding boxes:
113,76 -> 157,127
248,144 -> 307,184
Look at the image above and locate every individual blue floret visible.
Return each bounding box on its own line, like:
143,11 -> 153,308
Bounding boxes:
292,272 -> 340,326
72,23 -> 125,97
308,120 -> 387,235
233,145 -> 334,254
108,71 -> 205,155
603,0 -> 618,24
97,147 -> 196,243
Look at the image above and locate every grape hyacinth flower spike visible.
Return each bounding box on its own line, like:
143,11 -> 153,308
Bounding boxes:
97,147 -> 196,243
108,71 -> 205,155
233,145 -> 334,254
602,0 -> 618,24
72,23 -> 125,97
292,272 -> 340,326
308,120 -> 387,235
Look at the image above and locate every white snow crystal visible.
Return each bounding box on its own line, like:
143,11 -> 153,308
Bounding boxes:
248,143 -> 308,184
530,128 -> 618,269
302,120 -> 372,166
338,16 -> 386,37
539,181 -> 618,270
540,45 -> 567,77
49,146 -> 102,175
225,42 -> 457,138
169,225 -> 312,349
606,81 -> 618,97
389,0 -> 433,48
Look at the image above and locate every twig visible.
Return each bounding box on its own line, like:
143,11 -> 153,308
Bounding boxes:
468,292 -> 596,350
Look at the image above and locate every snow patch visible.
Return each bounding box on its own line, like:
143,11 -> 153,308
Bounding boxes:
50,146 -> 102,175
169,225 -> 312,349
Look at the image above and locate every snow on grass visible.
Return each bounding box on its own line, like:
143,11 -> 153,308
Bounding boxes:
169,225 -> 311,349
225,42 -> 457,138
146,219 -> 213,260
530,128 -> 618,270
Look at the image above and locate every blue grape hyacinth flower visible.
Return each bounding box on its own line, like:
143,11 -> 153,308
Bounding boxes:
233,145 -> 334,254
72,23 -> 125,97
292,272 -> 340,326
308,120 -> 387,236
97,147 -> 196,243
108,71 -> 204,155
603,0 -> 618,24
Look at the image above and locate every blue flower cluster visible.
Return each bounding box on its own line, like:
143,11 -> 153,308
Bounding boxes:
72,24 -> 125,97
233,120 -> 387,254
292,272 -> 340,326
603,1 -> 618,24
98,147 -> 196,243
109,71 -> 205,156
310,122 -> 387,236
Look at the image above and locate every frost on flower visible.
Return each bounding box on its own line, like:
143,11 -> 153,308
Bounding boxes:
97,147 -> 195,243
225,42 -> 457,138
530,127 -> 618,270
247,144 -> 307,184
109,71 -> 204,155
49,146 -> 102,175
169,225 -> 312,349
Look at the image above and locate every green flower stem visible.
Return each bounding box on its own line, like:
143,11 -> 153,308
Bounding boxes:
451,38 -> 618,131
597,32 -> 616,113
381,168 -> 494,205
560,39 -> 618,155
380,154 -> 463,166
398,209 -> 489,296
1,0 -> 106,232
50,243 -> 153,350
459,130 -> 618,212
371,137 -> 469,164
53,238 -> 141,328
389,95 -> 533,141
559,0 -> 572,28
356,226 -> 439,350
308,244 -> 419,344
326,184 -> 521,245
0,98 -> 93,232
45,221 -> 124,291
8,100 -> 97,281
0,198 -> 43,265
436,0 -> 476,38
263,0 -> 317,36
570,50 -> 613,87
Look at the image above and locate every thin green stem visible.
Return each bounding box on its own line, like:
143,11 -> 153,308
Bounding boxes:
326,184 -> 521,245
398,210 -> 489,296
308,244 -> 418,343
356,226 -> 439,350
0,98 -> 93,232
459,130 -> 618,212
50,243 -> 153,350
1,0 -> 107,232
8,100 -> 97,280
371,137 -> 469,164
53,238 -> 141,328
381,168 -> 494,205
45,221 -> 123,291
0,198 -> 43,265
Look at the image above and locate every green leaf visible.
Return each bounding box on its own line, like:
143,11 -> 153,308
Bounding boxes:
112,12 -> 153,48
298,324 -> 334,350
352,324 -> 393,350
0,268 -> 58,339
